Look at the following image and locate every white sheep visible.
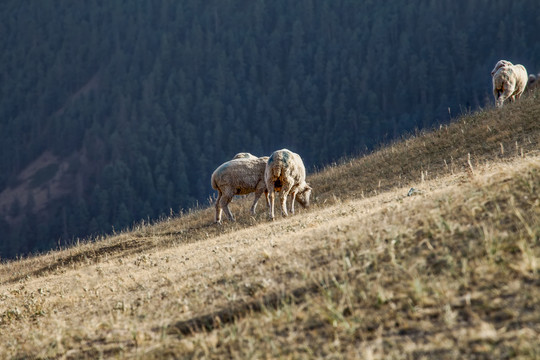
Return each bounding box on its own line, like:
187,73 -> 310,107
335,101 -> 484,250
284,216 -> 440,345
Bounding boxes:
491,60 -> 528,108
528,73 -> 540,91
265,149 -> 312,220
211,156 -> 269,223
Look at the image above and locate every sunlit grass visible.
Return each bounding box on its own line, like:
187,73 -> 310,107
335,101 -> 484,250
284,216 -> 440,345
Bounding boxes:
1,92 -> 539,359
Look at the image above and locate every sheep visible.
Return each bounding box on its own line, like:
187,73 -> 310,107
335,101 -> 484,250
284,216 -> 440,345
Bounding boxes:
528,73 -> 540,91
491,60 -> 528,108
211,155 -> 269,223
265,149 -> 312,220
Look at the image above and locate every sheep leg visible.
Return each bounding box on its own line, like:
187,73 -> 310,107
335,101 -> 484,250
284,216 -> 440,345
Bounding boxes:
280,192 -> 289,217
267,184 -> 276,220
289,189 -> 298,215
496,84 -> 515,108
215,191 -> 223,223
280,183 -> 293,217
264,189 -> 270,208
219,192 -> 235,222
250,189 -> 264,215
493,88 -> 500,103
493,88 -> 500,106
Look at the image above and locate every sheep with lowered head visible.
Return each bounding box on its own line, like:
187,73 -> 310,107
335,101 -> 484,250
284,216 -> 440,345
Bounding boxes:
491,60 -> 528,107
211,155 -> 269,223
265,149 -> 312,220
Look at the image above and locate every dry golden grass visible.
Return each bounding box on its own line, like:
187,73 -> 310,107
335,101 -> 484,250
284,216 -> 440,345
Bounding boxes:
1,92 -> 539,359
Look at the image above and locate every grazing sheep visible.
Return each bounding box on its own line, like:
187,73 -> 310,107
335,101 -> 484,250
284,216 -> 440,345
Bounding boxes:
528,73 -> 540,91
211,156 -> 269,223
491,60 -> 528,108
265,149 -> 312,220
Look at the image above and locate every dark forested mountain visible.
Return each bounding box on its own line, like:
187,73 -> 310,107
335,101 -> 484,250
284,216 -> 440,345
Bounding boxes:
1,0 -> 539,258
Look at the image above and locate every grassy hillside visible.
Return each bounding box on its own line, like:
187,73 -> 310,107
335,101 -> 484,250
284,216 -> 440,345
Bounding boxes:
1,93 -> 539,359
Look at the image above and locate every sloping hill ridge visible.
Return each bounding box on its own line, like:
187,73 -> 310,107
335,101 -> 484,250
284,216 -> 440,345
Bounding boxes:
0,93 -> 539,359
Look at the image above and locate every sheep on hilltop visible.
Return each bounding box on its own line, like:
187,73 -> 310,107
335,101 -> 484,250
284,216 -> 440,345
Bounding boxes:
491,60 -> 528,108
528,73 -> 540,91
265,149 -> 312,220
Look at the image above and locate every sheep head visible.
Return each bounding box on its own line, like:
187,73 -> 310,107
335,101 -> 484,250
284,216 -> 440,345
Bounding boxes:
491,60 -> 512,76
295,183 -> 312,209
